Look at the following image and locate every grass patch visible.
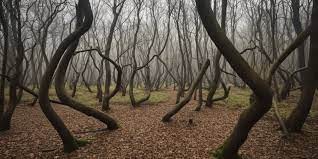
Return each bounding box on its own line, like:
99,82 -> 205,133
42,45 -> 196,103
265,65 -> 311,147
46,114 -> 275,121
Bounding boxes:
111,89 -> 169,105
202,87 -> 251,109
210,145 -> 242,159
3,84 -> 318,120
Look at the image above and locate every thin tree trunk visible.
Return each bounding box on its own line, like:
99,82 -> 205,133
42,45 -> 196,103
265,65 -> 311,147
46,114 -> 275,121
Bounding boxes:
205,0 -> 227,108
162,60 -> 210,122
102,1 -> 125,111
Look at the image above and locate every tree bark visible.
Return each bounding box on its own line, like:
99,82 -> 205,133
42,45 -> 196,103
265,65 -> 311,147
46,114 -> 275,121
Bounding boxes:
38,0 -> 93,152
0,1 -> 8,119
102,0 -> 125,111
55,38 -> 119,132
291,0 -> 306,83
205,0 -> 227,108
280,67 -> 308,100
285,1 -> 318,132
129,0 -> 145,107
196,0 -> 273,158
0,0 -> 24,131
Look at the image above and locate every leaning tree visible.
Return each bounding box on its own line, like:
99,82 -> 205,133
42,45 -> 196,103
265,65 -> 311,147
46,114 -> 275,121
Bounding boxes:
38,0 -> 118,152
195,0 -> 313,158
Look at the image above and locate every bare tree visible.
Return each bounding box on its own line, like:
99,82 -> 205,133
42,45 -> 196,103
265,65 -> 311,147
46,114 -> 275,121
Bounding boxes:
102,0 -> 126,111
0,0 -> 9,120
0,0 -> 25,131
205,0 -> 227,108
162,59 -> 210,122
291,0 -> 306,83
285,1 -> 318,132
196,0 -> 312,157
38,0 -> 99,152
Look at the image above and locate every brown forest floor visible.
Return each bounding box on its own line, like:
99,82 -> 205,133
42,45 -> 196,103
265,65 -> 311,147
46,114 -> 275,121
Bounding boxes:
1,90 -> 318,159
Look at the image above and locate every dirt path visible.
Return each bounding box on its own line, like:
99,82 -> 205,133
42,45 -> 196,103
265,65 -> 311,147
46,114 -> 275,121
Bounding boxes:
1,94 -> 318,159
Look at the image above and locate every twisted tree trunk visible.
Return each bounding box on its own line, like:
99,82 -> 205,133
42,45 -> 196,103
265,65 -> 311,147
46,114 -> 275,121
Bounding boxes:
196,1 -> 273,158
55,41 -> 118,131
38,0 -> 93,152
102,1 -> 125,111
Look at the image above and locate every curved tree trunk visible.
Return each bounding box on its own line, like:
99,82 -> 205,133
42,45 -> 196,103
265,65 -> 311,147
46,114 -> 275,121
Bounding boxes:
38,0 -> 93,152
56,56 -> 118,129
128,0 -> 150,107
196,1 -> 273,158
280,67 -> 308,100
162,59 -> 210,122
102,1 -> 125,111
55,39 -> 118,131
92,49 -> 123,111
129,69 -> 151,107
211,79 -> 231,103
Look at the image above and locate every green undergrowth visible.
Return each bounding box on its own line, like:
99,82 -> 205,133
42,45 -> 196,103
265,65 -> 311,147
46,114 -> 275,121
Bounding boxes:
71,86 -> 170,106
201,87 -> 251,109
209,145 -> 242,159
76,138 -> 90,147
4,85 -> 318,119
271,92 -> 318,119
198,87 -> 318,119
4,85 -> 170,107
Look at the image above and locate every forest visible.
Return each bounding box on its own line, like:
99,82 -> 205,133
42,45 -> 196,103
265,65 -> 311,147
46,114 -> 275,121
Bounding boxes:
0,0 -> 318,158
